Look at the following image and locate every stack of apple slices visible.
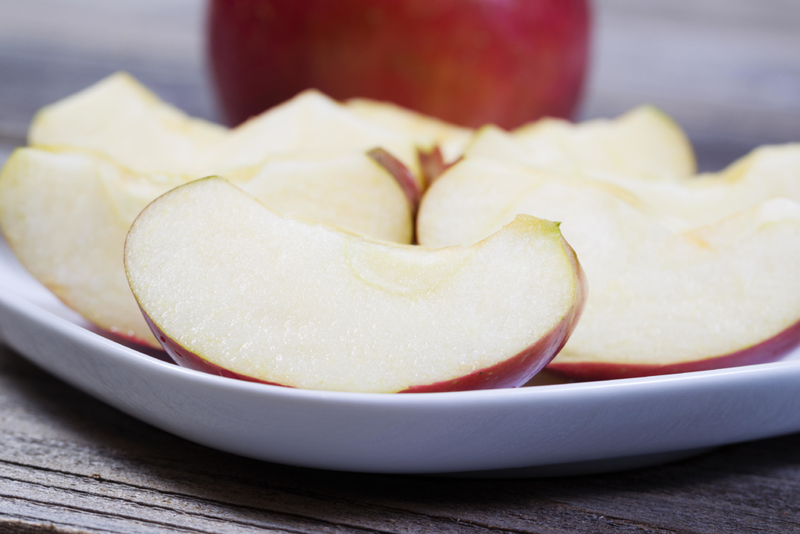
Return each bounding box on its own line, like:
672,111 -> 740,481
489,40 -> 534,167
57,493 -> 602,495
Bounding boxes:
5,71 -> 797,390
3,74 -> 427,348
2,72 -> 685,357
417,157 -> 800,379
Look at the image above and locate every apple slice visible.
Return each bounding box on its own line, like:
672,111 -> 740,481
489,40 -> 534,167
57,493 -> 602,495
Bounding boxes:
466,106 -> 696,181
226,149 -> 414,243
465,128 -> 800,231
0,147 -> 415,348
578,143 -> 800,230
417,158 -> 800,379
28,72 -> 227,174
0,148 -> 186,347
197,90 -> 424,190
124,177 -> 586,393
27,74 -> 424,197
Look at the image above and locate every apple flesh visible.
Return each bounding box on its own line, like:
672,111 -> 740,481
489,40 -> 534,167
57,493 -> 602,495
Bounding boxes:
0,148 -> 185,347
196,89 -> 424,187
579,143 -> 800,230
124,177 -> 586,393
463,124 -> 800,230
417,158 -> 800,379
0,147 -> 415,348
465,106 -> 696,181
27,74 -> 426,191
28,72 -> 227,175
207,0 -> 590,129
224,149 -> 415,243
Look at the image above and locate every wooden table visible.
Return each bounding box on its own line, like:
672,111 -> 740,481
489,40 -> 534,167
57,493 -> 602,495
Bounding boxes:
1,1 -> 800,532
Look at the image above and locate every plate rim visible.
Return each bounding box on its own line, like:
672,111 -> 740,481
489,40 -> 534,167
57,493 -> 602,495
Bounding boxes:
3,247 -> 800,475
4,269 -> 800,405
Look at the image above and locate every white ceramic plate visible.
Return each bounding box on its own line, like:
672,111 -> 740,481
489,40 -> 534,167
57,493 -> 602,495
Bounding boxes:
1,235 -> 800,477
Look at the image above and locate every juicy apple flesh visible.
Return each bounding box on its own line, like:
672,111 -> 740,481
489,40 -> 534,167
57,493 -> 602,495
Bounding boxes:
0,147 -> 415,349
509,105 -> 696,181
29,74 -> 426,191
0,148 -> 184,347
196,89 -> 424,187
124,177 -> 586,393
28,72 -> 227,175
417,158 -> 800,379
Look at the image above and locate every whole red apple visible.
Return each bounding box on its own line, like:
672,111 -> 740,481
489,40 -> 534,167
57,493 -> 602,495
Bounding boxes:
207,0 -> 590,129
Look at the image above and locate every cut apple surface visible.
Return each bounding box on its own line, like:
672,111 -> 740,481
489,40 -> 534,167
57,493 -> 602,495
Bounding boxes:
197,90 -> 424,188
28,74 -> 424,193
417,158 -> 800,378
0,147 -> 186,347
466,106 -> 696,181
28,72 -> 227,175
0,147 -> 415,349
124,177 -> 585,393
466,127 -> 800,231
227,149 -> 414,243
581,143 -> 800,230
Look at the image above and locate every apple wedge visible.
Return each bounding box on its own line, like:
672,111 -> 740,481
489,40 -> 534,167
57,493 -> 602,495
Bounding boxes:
578,143 -> 800,230
465,127 -> 800,231
28,72 -> 227,174
417,158 -> 800,379
0,148 -> 186,347
197,90 -> 425,189
0,147 -> 415,348
466,106 -> 696,181
224,149 -> 414,243
27,74 -> 424,197
124,177 -> 586,393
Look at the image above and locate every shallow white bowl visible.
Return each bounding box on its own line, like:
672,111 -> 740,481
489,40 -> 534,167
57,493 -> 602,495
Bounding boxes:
1,234 -> 799,476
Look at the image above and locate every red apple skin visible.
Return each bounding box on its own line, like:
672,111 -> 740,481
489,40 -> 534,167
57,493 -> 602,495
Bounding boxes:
139,240 -> 587,393
547,317 -> 800,381
367,147 -> 422,221
418,147 -> 463,186
207,0 -> 590,129
142,310 -> 288,386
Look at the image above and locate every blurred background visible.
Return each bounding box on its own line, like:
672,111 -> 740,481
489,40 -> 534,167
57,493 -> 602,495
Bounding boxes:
1,0 -> 799,171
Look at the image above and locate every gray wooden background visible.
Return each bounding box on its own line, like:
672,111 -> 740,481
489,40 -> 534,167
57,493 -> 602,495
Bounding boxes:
2,0 -> 800,168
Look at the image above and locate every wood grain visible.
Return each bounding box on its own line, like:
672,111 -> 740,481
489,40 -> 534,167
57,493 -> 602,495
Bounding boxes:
1,344 -> 800,533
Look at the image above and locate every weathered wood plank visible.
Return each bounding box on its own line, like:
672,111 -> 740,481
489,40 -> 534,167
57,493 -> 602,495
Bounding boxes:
1,346 -> 799,534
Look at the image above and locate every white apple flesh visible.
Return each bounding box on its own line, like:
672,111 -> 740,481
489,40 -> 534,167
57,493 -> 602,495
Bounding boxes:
195,89 -> 425,188
0,148 -> 185,346
28,73 -> 426,195
0,147 -> 415,349
28,72 -> 227,174
508,105 -> 696,180
417,158 -> 800,379
124,177 -> 586,393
